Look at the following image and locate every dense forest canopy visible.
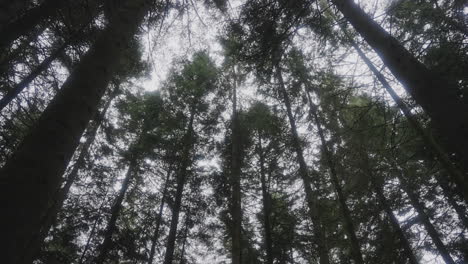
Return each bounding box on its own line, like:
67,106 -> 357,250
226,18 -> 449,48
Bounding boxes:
0,0 -> 467,263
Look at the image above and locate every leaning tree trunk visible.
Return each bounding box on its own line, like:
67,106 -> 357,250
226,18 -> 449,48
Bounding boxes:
148,168 -> 173,264
393,165 -> 456,264
0,0 -> 69,52
372,180 -> 419,264
276,63 -> 330,264
95,158 -> 138,264
332,0 -> 468,179
433,172 -> 468,230
163,112 -> 195,264
0,41 -> 69,112
360,153 -> 419,264
230,71 -> 243,264
258,136 -> 273,264
78,188 -> 110,264
29,88 -> 117,261
0,1 -> 149,263
306,91 -> 364,264
348,37 -> 468,203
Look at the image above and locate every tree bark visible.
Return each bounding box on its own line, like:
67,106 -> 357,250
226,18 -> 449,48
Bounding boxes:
179,209 -> 191,264
148,168 -> 172,264
276,64 -> 330,264
257,136 -> 273,264
28,88 -> 117,262
332,0 -> 468,178
0,41 -> 68,112
163,111 -> 195,264
395,166 -> 456,264
306,91 -> 364,264
230,69 -> 243,264
433,173 -> 468,230
0,1 -> 149,263
372,181 -> 419,264
78,189 -> 110,264
0,0 -> 68,52
348,37 -> 468,203
95,158 -> 137,264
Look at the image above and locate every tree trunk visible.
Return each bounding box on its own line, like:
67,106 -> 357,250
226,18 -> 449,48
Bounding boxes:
230,69 -> 243,264
348,37 -> 468,203
332,0 -> 468,178
179,209 -> 191,264
372,181 -> 419,264
78,189 -> 110,264
433,173 -> 468,230
0,1 -> 149,263
148,168 -> 172,264
306,91 -> 364,264
95,158 -> 137,264
276,63 -> 330,264
28,88 -> 117,262
0,0 -> 67,52
361,153 -> 419,264
258,136 -> 273,264
0,41 -> 68,112
163,112 -> 195,264
395,166 -> 456,264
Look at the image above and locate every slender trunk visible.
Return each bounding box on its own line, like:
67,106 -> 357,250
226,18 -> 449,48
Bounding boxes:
372,181 -> 419,264
258,136 -> 273,264
95,158 -> 137,264
306,91 -> 364,264
163,112 -> 195,264
332,0 -> 468,179
349,38 -> 468,203
179,209 -> 191,264
0,0 -> 67,52
361,153 -> 419,264
230,70 -> 242,264
395,167 -> 456,264
29,89 -> 117,261
433,173 -> 468,229
148,168 -> 172,264
0,1 -> 149,263
0,41 -> 68,112
78,189 -> 110,264
276,64 -> 330,264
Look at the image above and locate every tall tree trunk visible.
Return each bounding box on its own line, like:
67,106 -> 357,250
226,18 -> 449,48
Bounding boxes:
163,112 -> 195,264
230,69 -> 243,264
0,41 -> 68,112
29,88 -> 117,262
78,188 -> 110,264
95,158 -> 137,264
0,1 -> 149,263
433,173 -> 468,230
257,136 -> 273,264
348,37 -> 468,203
148,168 -> 172,264
0,0 -> 68,52
332,0 -> 468,180
179,209 -> 191,264
394,165 -> 456,264
372,181 -> 419,264
305,91 -> 364,264
276,63 -> 330,264
360,153 -> 419,264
